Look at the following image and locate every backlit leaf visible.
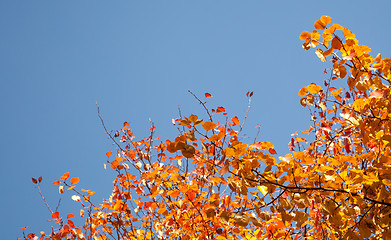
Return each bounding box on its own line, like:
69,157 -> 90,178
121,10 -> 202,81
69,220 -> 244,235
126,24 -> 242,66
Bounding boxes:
315,48 -> 326,62
202,121 -> 217,131
307,83 -> 321,93
231,116 -> 240,126
70,177 -> 79,185
52,180 -> 61,185
51,212 -> 59,219
60,172 -> 70,181
298,87 -> 308,97
216,106 -> 225,113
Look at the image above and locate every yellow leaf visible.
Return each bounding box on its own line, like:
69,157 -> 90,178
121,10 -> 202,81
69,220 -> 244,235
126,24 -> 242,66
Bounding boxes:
330,87 -> 342,97
352,98 -> 366,112
257,186 -> 268,196
307,83 -> 322,93
202,121 -> 217,131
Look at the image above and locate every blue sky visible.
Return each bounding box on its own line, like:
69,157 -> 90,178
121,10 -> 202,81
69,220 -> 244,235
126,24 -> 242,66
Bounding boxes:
1,1 -> 390,238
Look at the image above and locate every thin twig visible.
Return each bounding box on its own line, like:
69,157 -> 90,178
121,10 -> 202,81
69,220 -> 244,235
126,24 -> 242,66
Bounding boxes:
36,183 -> 53,214
188,90 -> 213,122
96,101 -> 124,152
239,95 -> 252,134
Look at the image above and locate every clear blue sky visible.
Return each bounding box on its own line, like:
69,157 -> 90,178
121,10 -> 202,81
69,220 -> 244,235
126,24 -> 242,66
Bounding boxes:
1,1 -> 390,238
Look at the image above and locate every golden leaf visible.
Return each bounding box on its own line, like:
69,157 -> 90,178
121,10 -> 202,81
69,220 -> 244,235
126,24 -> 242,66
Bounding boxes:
307,83 -> 322,93
202,121 -> 217,131
298,87 -> 308,97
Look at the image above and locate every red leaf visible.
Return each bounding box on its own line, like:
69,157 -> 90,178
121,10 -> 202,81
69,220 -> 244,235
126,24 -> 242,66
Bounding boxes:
288,138 -> 295,151
60,172 -> 70,181
205,93 -> 212,98
124,122 -> 130,127
250,91 -> 253,97
27,233 -> 35,239
67,220 -> 75,228
32,178 -> 37,184
52,180 -> 61,185
67,214 -> 75,219
106,151 -> 112,158
38,176 -> 42,183
216,107 -> 225,113
70,177 -> 79,185
51,212 -> 60,219
269,148 -> 277,155
246,91 -> 249,97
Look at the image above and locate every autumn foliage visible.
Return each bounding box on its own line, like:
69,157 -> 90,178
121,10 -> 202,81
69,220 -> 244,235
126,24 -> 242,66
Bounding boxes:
21,16 -> 391,239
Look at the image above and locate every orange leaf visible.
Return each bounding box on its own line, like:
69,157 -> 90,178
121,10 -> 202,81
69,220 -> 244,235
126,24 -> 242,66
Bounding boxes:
320,15 -> 331,25
323,47 -> 333,57
111,160 -> 119,169
202,121 -> 217,131
216,106 -> 225,113
52,180 -> 61,185
299,31 -> 311,41
298,87 -> 308,97
269,148 -> 277,155
20,226 -> 28,230
60,172 -> 70,181
331,36 -> 342,50
70,177 -> 79,185
123,122 -> 130,127
52,211 -> 60,219
170,189 -> 181,198
115,156 -> 123,162
314,19 -> 326,30
106,151 -> 112,158
205,93 -> 212,98
231,116 -> 240,126
157,208 -> 167,214
67,214 -> 75,219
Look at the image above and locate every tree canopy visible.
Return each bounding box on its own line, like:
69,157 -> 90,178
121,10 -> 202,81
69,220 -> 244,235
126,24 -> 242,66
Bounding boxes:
21,16 -> 391,240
